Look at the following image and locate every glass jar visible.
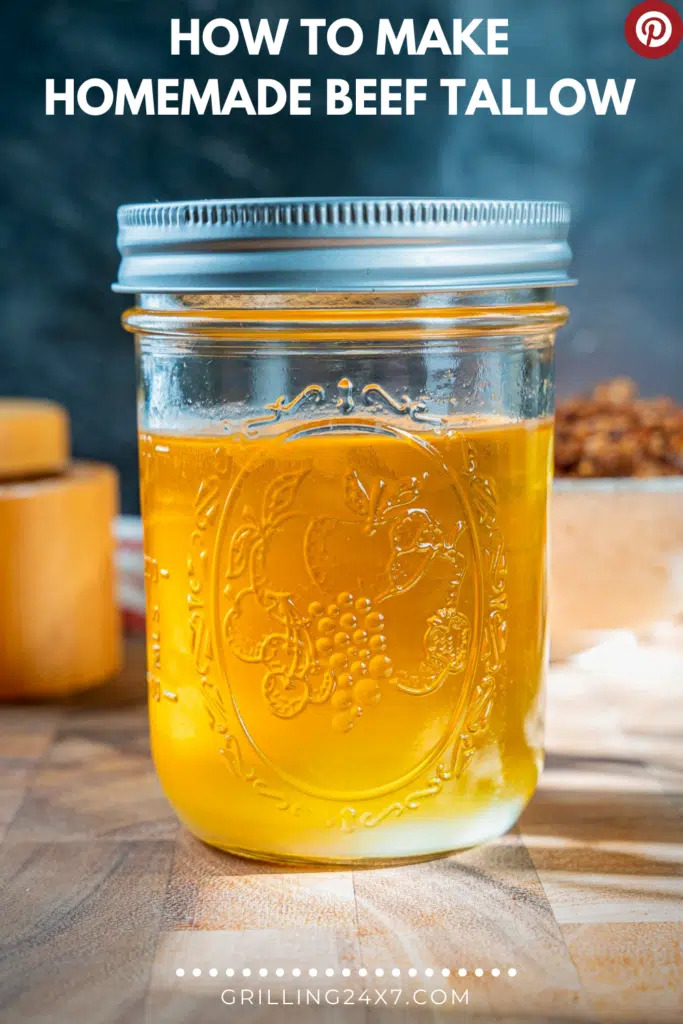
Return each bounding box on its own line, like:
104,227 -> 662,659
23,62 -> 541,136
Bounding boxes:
115,198 -> 573,865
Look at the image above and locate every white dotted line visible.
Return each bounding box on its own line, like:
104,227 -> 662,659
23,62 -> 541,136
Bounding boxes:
175,966 -> 517,978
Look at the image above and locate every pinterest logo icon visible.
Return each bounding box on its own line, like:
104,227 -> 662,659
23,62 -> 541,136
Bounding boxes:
626,1 -> 683,57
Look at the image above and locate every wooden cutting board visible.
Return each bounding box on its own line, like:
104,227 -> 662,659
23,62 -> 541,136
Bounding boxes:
0,636 -> 681,1023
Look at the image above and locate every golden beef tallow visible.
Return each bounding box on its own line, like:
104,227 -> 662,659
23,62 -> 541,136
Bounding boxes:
115,197 -> 574,863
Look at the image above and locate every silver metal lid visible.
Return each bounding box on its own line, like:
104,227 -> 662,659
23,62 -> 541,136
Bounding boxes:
114,197 -> 574,293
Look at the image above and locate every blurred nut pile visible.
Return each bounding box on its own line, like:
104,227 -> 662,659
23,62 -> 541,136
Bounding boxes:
555,378 -> 683,478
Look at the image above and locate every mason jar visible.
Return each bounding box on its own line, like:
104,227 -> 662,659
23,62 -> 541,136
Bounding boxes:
115,198 -> 573,865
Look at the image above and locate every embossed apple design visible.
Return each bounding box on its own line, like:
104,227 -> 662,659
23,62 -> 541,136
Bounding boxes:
304,469 -> 461,601
222,461 -> 468,732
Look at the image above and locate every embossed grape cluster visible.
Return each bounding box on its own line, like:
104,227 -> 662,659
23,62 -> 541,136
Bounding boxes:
307,592 -> 394,734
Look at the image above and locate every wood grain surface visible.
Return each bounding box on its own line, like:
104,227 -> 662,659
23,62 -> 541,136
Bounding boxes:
0,637 -> 681,1024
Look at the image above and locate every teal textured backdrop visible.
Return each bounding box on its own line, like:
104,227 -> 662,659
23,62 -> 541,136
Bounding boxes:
1,0 -> 681,510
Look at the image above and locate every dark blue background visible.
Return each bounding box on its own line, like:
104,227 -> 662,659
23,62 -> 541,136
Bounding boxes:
2,0 -> 682,511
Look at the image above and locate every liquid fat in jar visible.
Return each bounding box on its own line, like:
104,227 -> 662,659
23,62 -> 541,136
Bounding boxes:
115,198 -> 574,864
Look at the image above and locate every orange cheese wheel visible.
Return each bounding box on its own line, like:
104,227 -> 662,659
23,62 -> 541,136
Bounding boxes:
0,398 -> 70,481
0,462 -> 123,699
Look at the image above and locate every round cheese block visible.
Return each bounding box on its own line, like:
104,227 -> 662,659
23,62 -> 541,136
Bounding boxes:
0,462 -> 123,699
0,398 -> 70,481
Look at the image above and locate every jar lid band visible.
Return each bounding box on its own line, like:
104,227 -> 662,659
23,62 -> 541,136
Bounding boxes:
113,197 -> 574,293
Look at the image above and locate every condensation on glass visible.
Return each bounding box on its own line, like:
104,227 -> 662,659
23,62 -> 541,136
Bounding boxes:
115,198 -> 574,864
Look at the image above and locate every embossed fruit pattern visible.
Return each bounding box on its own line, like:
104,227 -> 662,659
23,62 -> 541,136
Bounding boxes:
222,459 -> 471,732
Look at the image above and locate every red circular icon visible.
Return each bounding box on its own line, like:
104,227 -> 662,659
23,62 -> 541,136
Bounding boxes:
625,1 -> 683,57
